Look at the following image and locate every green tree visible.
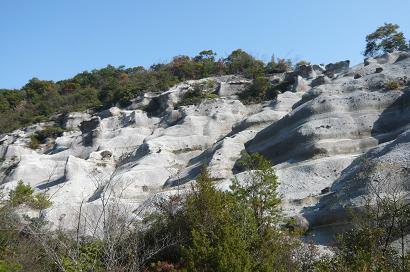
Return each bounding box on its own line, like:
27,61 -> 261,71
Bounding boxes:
183,168 -> 256,272
230,152 -> 303,272
8,181 -> 51,210
265,56 -> 292,74
8,181 -> 34,207
193,50 -> 221,77
364,23 -> 408,57
231,151 -> 281,233
225,49 -> 264,78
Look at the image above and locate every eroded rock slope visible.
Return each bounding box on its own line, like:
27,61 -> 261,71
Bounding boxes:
1,52 -> 409,244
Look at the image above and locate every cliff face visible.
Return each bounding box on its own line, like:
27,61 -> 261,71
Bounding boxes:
1,52 -> 410,245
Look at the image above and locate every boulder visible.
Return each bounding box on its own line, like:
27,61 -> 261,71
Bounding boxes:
364,57 -> 376,66
295,64 -> 316,79
292,76 -> 310,92
286,215 -> 310,233
324,60 -> 350,78
310,76 -> 330,87
395,52 -> 410,63
218,80 -> 250,96
312,64 -> 325,73
354,73 -> 363,79
62,112 -> 92,130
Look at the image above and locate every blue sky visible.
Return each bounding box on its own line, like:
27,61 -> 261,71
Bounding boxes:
1,0 -> 409,89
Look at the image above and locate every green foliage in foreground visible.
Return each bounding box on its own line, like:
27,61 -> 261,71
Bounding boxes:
0,154 -> 409,271
0,260 -> 22,272
181,154 -> 306,272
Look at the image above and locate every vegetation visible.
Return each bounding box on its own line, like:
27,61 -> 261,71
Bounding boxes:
0,153 -> 308,271
385,80 -> 402,90
29,126 -> 67,149
315,159 -> 410,272
0,49 -> 293,133
9,180 -> 52,209
364,23 -> 409,57
224,49 -> 265,78
296,60 -> 311,67
176,81 -> 219,108
238,77 -> 278,104
315,201 -> 410,272
29,135 -> 40,149
265,56 -> 292,74
0,154 -> 410,271
3,26 -> 410,268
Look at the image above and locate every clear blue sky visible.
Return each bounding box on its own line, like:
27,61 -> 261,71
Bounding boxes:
1,0 -> 409,89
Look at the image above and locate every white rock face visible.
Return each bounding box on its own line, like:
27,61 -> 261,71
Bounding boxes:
1,52 -> 410,249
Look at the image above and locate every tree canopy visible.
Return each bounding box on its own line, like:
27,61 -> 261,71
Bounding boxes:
0,49 -> 293,133
364,23 -> 409,57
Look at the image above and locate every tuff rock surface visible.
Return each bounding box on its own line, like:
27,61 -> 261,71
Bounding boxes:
1,51 -> 410,247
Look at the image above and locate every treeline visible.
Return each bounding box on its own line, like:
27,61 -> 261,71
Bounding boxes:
2,22 -> 409,133
0,49 -> 291,133
0,153 -> 409,271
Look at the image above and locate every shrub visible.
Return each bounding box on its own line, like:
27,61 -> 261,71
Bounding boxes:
33,126 -> 66,144
385,80 -> 401,90
176,83 -> 218,107
0,260 -> 23,272
8,181 -> 51,210
265,58 -> 292,74
238,77 -> 277,104
296,60 -> 311,67
29,135 -> 40,149
62,241 -> 104,272
9,181 -> 34,207
30,193 -> 52,210
231,151 -> 281,231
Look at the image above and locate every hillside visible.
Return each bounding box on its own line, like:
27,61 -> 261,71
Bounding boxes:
1,50 -> 410,249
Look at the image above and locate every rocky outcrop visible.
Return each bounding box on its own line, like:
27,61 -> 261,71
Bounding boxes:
324,60 -> 350,77
1,51 -> 410,250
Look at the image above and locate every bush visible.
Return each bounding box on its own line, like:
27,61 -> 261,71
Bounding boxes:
9,181 -> 34,207
182,168 -> 256,271
385,80 -> 401,90
29,135 -> 40,149
0,260 -> 23,272
176,83 -> 218,107
265,58 -> 292,74
30,193 -> 52,210
8,181 -> 51,210
296,60 -> 310,67
33,126 -> 66,144
238,77 -> 278,104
